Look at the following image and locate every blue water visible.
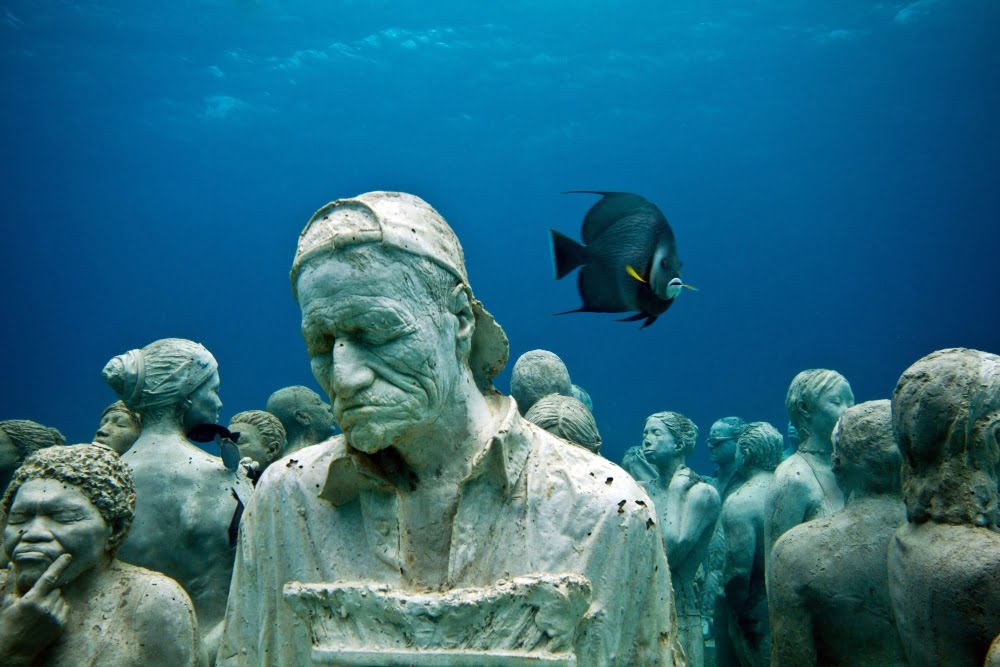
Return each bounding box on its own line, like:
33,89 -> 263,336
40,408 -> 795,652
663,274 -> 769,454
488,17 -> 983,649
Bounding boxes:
2,0 -> 998,473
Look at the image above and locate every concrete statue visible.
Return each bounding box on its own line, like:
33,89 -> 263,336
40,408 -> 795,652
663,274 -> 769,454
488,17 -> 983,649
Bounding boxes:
765,369 -> 854,575
103,337 -> 245,662
524,393 -> 602,453
0,444 -> 201,666
702,415 -> 748,663
265,385 -> 336,455
217,191 -> 681,666
0,420 -> 66,496
94,401 -> 141,456
769,399 -> 907,666
719,421 -> 782,666
228,409 -> 286,474
641,410 -> 721,667
571,383 -> 593,412
509,349 -> 573,415
888,348 -> 1000,667
621,445 -> 657,484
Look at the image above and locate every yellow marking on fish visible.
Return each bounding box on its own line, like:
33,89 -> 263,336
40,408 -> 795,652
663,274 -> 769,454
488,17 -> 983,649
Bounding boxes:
626,265 -> 647,283
682,284 -> 698,291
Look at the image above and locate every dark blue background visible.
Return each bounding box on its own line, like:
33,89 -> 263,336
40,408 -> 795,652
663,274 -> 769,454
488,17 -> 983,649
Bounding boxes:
2,0 -> 998,473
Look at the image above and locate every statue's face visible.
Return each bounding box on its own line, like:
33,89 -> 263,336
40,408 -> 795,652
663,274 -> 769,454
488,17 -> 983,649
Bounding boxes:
807,380 -> 855,441
231,422 -> 273,467
183,370 -> 222,429
94,411 -> 140,455
707,421 -> 738,465
298,249 -> 458,454
3,478 -> 111,594
642,417 -> 679,466
305,394 -> 337,435
0,430 -> 17,475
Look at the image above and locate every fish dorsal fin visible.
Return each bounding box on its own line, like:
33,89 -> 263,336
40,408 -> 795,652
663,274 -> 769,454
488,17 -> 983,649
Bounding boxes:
565,191 -> 660,244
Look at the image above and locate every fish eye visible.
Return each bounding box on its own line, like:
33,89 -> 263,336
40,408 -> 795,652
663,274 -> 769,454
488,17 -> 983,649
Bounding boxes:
660,259 -> 668,268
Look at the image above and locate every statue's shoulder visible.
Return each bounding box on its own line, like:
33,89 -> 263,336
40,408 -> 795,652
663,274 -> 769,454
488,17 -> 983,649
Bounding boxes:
525,422 -> 655,515
255,435 -> 346,496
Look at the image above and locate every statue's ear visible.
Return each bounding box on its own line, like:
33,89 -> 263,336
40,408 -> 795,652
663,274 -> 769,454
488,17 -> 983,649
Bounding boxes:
295,409 -> 312,427
448,284 -> 475,355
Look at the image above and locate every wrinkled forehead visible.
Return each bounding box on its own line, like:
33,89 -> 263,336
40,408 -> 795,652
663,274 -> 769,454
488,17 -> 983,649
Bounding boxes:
297,245 -> 424,303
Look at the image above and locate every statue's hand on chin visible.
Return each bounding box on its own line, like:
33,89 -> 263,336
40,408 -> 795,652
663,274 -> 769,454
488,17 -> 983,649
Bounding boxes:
0,553 -> 72,665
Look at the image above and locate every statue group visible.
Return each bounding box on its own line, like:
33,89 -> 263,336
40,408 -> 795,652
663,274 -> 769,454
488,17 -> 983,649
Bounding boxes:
2,191 -> 998,666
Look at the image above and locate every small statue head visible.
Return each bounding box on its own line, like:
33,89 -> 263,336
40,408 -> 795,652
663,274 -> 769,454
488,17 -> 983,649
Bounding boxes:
289,192 -> 508,454
0,420 -> 66,493
735,421 -> 783,474
102,338 -> 221,431
525,394 -> 602,453
892,348 -> 1000,527
570,384 -> 593,412
2,444 -> 136,594
642,411 -> 698,467
229,410 -> 287,470
510,350 -> 573,415
831,400 -> 900,498
706,416 -> 747,466
265,385 -> 335,445
785,369 -> 855,443
94,401 -> 142,455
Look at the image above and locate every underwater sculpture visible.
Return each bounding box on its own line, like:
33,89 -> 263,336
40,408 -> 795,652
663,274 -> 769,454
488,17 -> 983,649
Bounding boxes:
218,191 -> 681,666
764,369 -> 854,576
228,409 -> 286,474
551,190 -> 695,328
621,445 -> 657,483
641,410 -> 721,667
719,422 -> 783,667
0,420 -> 66,496
887,348 -> 1000,667
0,445 -> 201,666
509,348 -> 573,415
103,337 -> 246,663
571,383 -> 593,412
524,393 -> 602,453
701,416 -> 748,662
265,385 -> 336,455
782,421 -> 800,460
93,400 -> 141,455
769,399 -> 907,666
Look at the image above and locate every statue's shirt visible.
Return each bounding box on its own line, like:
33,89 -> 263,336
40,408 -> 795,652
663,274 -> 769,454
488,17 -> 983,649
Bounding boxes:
218,397 -> 680,666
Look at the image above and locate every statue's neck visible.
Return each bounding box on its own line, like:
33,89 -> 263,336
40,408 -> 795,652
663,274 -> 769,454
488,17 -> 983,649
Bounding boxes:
797,433 -> 833,457
136,409 -> 184,437
715,459 -> 737,485
655,459 -> 684,488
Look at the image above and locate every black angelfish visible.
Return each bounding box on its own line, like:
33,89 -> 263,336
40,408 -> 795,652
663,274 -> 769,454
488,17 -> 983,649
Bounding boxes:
550,191 -> 696,328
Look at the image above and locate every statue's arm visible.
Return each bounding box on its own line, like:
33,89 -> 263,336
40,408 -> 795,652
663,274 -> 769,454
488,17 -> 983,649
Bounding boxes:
764,471 -> 811,573
720,501 -> 754,611
666,482 -> 721,565
768,536 -> 817,667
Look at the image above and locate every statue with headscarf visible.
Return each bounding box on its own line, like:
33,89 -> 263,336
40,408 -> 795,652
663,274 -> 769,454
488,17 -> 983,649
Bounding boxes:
103,337 -> 246,664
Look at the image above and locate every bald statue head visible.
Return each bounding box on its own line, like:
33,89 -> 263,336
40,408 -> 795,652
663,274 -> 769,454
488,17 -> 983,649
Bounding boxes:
510,350 -> 573,415
266,386 -> 336,454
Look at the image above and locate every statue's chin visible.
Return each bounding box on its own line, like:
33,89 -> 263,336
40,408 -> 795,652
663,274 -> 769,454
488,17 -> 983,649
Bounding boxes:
344,422 -> 406,455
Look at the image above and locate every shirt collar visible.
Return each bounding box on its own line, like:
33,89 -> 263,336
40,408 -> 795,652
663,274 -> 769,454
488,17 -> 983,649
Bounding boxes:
320,395 -> 532,506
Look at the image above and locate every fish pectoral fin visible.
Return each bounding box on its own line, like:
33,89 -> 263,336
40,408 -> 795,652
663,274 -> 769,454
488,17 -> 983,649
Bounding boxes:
626,265 -> 647,284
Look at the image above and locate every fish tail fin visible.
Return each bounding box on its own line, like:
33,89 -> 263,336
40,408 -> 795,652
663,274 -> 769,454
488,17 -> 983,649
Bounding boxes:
550,229 -> 587,280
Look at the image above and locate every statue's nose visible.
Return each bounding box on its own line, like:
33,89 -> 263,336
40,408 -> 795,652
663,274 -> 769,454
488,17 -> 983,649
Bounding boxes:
331,340 -> 375,397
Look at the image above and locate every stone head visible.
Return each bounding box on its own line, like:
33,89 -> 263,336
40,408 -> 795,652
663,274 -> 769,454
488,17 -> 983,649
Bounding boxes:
229,410 -> 286,470
266,385 -> 335,444
785,369 -> 855,442
525,394 -> 602,453
706,416 -> 747,466
289,191 -> 508,455
94,401 -> 142,455
735,421 -> 783,474
102,338 -> 222,431
510,350 -> 573,415
0,420 -> 66,492
642,411 -> 698,467
571,384 -> 593,412
892,348 -> 1000,527
2,444 -> 136,594
831,399 -> 901,498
